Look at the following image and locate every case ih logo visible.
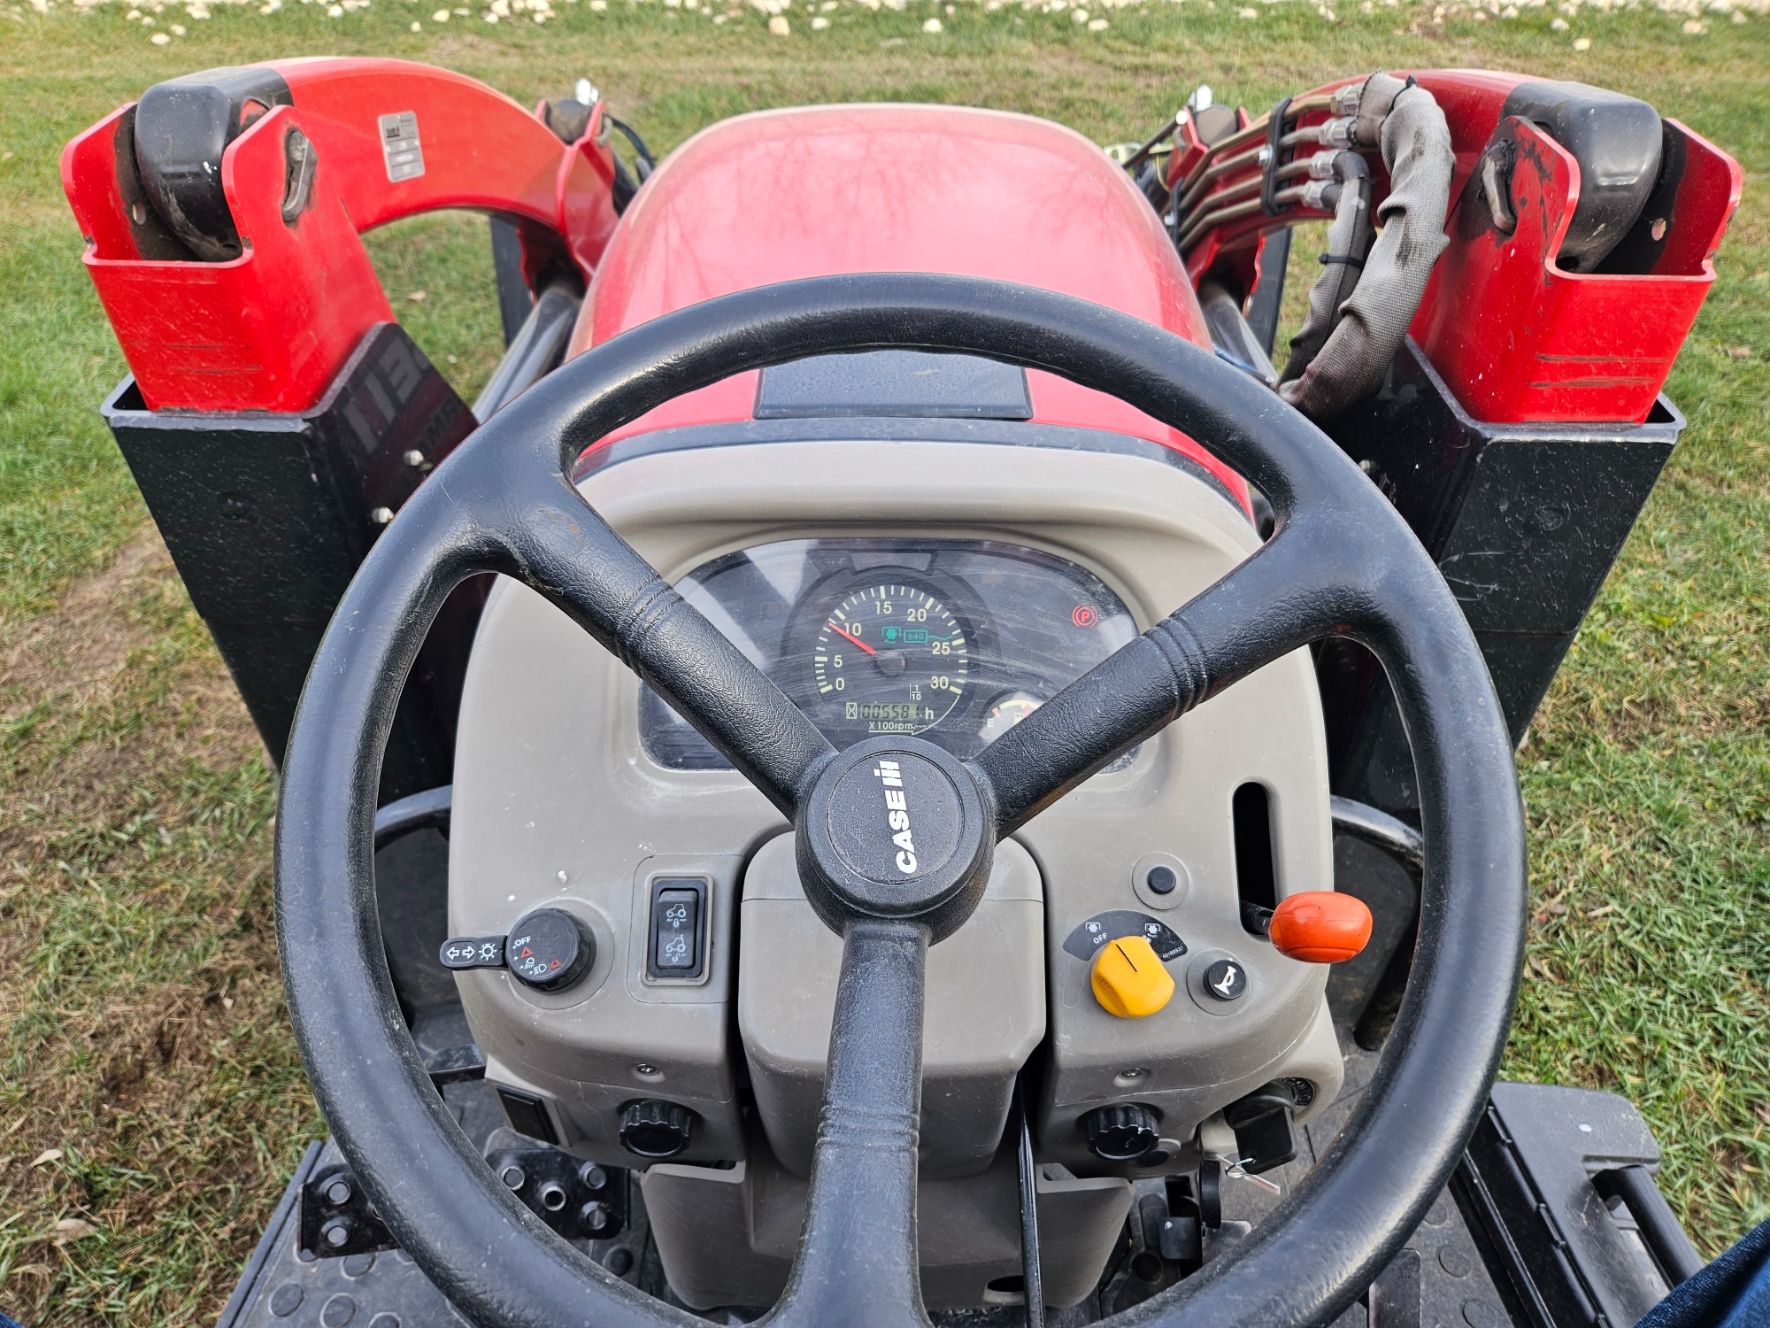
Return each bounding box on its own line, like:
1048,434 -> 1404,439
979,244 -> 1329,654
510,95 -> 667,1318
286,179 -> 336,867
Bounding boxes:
872,759 -> 919,875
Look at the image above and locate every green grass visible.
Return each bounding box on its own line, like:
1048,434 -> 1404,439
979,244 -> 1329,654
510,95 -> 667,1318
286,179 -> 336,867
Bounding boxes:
1,1 -> 1766,1322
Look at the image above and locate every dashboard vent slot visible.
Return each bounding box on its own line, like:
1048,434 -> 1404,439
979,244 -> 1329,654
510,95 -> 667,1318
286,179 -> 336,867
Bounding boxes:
1232,782 -> 1278,936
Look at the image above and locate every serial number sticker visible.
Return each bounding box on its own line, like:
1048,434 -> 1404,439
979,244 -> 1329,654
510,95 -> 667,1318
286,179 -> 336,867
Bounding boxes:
378,111 -> 425,182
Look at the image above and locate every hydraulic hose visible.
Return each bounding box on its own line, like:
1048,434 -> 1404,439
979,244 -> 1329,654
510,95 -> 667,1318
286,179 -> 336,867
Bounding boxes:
1171,92 -> 1336,195
1175,187 -> 1311,254
1276,151 -> 1373,384
1175,148 -> 1343,252
1176,120 -> 1352,220
1278,72 -> 1454,419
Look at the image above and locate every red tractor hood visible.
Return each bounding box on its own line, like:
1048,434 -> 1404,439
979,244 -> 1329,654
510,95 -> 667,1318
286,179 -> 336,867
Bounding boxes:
573,104 -> 1230,485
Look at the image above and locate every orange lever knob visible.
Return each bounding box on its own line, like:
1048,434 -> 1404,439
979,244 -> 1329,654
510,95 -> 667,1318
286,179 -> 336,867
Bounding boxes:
1268,891 -> 1373,963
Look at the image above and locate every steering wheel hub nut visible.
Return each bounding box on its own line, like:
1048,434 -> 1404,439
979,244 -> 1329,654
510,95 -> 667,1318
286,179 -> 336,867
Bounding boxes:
796,737 -> 993,942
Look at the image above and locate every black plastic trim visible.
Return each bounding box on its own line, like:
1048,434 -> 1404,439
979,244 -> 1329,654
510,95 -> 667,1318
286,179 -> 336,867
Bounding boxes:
1499,80 -> 1663,271
1455,1083 -> 1699,1326
756,350 -> 1033,420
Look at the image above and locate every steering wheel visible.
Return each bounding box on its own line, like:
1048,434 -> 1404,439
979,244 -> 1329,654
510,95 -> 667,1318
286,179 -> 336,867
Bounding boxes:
276,274 -> 1525,1328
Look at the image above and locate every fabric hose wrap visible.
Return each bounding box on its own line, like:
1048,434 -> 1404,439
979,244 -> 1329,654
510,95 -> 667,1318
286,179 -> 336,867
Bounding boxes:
1278,72 -> 1454,420
1278,153 -> 1372,383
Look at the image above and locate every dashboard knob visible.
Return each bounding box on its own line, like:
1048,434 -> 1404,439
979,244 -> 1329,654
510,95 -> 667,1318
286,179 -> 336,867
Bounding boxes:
1090,933 -> 1175,1018
1084,1103 -> 1161,1162
506,908 -> 595,991
619,1100 -> 695,1159
1268,891 -> 1373,963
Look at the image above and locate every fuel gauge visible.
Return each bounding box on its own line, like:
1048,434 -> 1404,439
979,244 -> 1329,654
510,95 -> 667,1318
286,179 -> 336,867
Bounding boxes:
978,687 -> 1141,772
978,691 -> 1044,744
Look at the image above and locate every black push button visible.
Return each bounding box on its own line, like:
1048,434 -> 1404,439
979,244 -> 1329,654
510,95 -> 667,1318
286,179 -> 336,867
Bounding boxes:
1203,957 -> 1248,1002
647,878 -> 707,980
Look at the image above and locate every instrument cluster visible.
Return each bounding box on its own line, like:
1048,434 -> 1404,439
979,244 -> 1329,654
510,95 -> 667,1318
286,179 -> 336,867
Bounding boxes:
640,538 -> 1140,771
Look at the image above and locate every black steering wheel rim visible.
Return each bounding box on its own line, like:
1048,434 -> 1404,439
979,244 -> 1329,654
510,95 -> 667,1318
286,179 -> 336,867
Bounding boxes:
275,273 -> 1526,1328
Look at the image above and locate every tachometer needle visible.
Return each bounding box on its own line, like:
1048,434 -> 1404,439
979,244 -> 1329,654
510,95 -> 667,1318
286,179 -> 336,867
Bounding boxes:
826,621 -> 877,656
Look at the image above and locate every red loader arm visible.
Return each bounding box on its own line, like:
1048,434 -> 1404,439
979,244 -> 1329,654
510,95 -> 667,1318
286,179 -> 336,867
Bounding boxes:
1172,70 -> 1740,424
63,59 -> 621,413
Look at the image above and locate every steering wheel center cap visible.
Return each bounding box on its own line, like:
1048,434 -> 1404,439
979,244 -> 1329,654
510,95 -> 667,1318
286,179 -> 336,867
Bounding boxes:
827,750 -> 963,883
797,737 -> 993,942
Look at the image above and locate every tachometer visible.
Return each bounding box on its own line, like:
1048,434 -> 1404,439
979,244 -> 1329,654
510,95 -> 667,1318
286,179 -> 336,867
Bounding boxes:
812,583 -> 971,739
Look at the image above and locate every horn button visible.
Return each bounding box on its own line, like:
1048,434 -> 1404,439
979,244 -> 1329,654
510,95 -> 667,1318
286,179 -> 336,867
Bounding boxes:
796,737 -> 993,942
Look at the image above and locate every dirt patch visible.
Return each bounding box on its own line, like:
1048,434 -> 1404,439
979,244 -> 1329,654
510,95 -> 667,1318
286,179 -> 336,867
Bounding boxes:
0,530 -> 167,707
0,529 -> 308,1325
1575,670 -> 1769,749
0,530 -> 266,872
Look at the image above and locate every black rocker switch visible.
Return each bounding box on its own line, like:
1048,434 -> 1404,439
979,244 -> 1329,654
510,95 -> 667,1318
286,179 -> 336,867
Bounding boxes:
646,878 -> 708,980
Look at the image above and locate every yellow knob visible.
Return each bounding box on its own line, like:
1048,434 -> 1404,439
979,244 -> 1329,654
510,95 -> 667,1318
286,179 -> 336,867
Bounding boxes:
1090,934 -> 1176,1018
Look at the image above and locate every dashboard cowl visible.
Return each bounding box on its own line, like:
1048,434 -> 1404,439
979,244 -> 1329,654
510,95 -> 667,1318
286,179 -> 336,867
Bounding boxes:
446,437 -> 1341,1307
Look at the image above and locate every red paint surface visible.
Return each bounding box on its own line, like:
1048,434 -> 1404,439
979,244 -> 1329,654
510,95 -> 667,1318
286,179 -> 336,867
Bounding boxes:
64,59 -> 618,412
1410,109 -> 1739,424
571,105 -> 1246,502
1170,69 -> 1740,425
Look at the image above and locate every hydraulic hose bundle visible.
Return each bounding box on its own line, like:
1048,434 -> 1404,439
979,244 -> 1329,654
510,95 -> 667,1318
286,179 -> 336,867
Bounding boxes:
1168,73 -> 1455,421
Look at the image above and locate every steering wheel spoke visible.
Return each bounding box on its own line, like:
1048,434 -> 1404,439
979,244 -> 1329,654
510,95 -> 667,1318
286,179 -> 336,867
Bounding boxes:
497,472 -> 836,817
971,522 -> 1354,833
765,918 -> 932,1328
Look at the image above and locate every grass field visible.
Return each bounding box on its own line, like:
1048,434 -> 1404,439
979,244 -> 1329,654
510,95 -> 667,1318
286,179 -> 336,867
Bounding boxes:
1,0 -> 1766,1322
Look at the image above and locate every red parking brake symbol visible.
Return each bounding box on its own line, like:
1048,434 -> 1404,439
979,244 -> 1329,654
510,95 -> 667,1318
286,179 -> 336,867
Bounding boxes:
1071,604 -> 1098,629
